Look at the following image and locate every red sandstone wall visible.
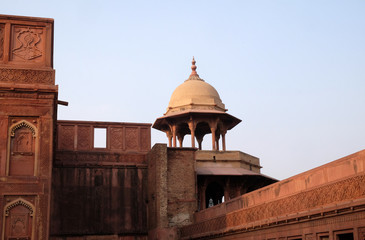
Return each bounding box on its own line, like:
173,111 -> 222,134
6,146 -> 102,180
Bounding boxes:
51,121 -> 151,238
0,15 -> 56,240
180,149 -> 365,239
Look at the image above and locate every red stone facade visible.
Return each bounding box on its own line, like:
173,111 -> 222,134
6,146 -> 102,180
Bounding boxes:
1,14 -> 365,240
51,121 -> 151,239
180,150 -> 365,239
0,15 -> 56,240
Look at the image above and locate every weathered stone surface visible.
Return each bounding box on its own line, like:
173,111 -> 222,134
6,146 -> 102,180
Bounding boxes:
51,120 -> 151,238
180,150 -> 365,239
0,14 -> 56,240
147,145 -> 197,239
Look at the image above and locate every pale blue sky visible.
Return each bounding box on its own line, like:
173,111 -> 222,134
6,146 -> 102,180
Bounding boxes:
3,0 -> 365,180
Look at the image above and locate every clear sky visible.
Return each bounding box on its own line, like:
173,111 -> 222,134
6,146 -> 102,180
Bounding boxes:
2,0 -> 365,180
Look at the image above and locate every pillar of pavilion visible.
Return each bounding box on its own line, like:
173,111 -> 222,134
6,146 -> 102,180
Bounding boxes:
153,58 -> 241,151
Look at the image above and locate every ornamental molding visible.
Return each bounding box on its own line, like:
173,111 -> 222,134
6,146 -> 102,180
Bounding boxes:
0,67 -> 54,85
4,198 -> 34,217
10,120 -> 37,138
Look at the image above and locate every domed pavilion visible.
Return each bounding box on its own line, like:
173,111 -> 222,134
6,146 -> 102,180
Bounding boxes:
153,58 -> 241,150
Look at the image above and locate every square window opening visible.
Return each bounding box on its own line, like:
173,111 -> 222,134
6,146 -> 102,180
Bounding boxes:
94,128 -> 107,148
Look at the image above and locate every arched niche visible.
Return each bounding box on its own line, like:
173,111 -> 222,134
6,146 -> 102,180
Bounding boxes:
7,120 -> 38,176
3,198 -> 35,240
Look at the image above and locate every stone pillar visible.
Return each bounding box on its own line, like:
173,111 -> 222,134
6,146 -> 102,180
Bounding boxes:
222,130 -> 227,151
172,125 -> 177,147
178,135 -> 184,147
208,127 -> 215,150
215,134 -> 220,151
166,131 -> 173,147
209,119 -> 218,151
188,121 -> 196,148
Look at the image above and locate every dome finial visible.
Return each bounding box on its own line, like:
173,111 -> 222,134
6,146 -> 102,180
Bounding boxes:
190,56 -> 199,77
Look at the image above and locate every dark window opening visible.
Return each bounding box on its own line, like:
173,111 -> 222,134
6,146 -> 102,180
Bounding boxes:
337,233 -> 354,240
205,182 -> 224,208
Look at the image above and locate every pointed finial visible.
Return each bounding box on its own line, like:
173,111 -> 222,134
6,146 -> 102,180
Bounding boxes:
190,56 -> 199,77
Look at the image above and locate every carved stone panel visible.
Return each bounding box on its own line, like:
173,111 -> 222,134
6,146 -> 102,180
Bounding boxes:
125,127 -> 139,151
9,120 -> 37,176
305,234 -> 314,240
10,25 -> 45,63
0,24 -> 4,60
359,227 -> 365,240
110,127 -> 124,150
58,125 -> 75,150
140,127 -> 150,151
4,198 -> 34,240
77,125 -> 91,150
0,68 -> 55,85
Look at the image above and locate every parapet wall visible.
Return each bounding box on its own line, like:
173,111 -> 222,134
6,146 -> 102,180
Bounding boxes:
180,149 -> 365,239
51,120 -> 151,238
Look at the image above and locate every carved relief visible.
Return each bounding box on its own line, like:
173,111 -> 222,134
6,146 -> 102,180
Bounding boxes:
4,199 -> 34,240
305,234 -> 314,240
125,127 -> 139,151
77,126 -> 91,150
0,24 -> 3,59
359,227 -> 365,240
12,27 -> 43,61
110,127 -> 123,150
0,68 -> 55,84
8,120 -> 37,176
58,125 -> 75,150
140,128 -> 150,151
181,174 -> 365,237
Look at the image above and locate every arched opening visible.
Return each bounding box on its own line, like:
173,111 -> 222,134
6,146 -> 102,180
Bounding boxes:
195,121 -> 210,150
176,122 -> 190,147
205,181 -> 224,208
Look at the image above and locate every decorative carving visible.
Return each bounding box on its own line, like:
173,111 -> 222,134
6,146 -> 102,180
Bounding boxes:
5,199 -> 34,216
181,174 -> 365,237
4,199 -> 34,240
359,227 -> 365,240
12,27 -> 42,60
0,24 -> 3,59
11,214 -> 28,236
10,120 -> 37,137
110,127 -> 123,150
125,127 -> 139,150
8,120 -> 37,176
77,126 -> 91,150
140,128 -> 150,151
0,68 -> 54,84
305,234 -> 314,240
13,128 -> 33,153
58,125 -> 75,150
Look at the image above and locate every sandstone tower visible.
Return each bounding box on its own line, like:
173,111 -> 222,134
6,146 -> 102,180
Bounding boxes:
0,15 -> 57,240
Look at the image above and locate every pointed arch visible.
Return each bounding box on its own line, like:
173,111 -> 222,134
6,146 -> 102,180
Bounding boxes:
2,198 -> 35,240
4,198 -> 35,217
7,119 -> 39,176
9,120 -> 38,138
